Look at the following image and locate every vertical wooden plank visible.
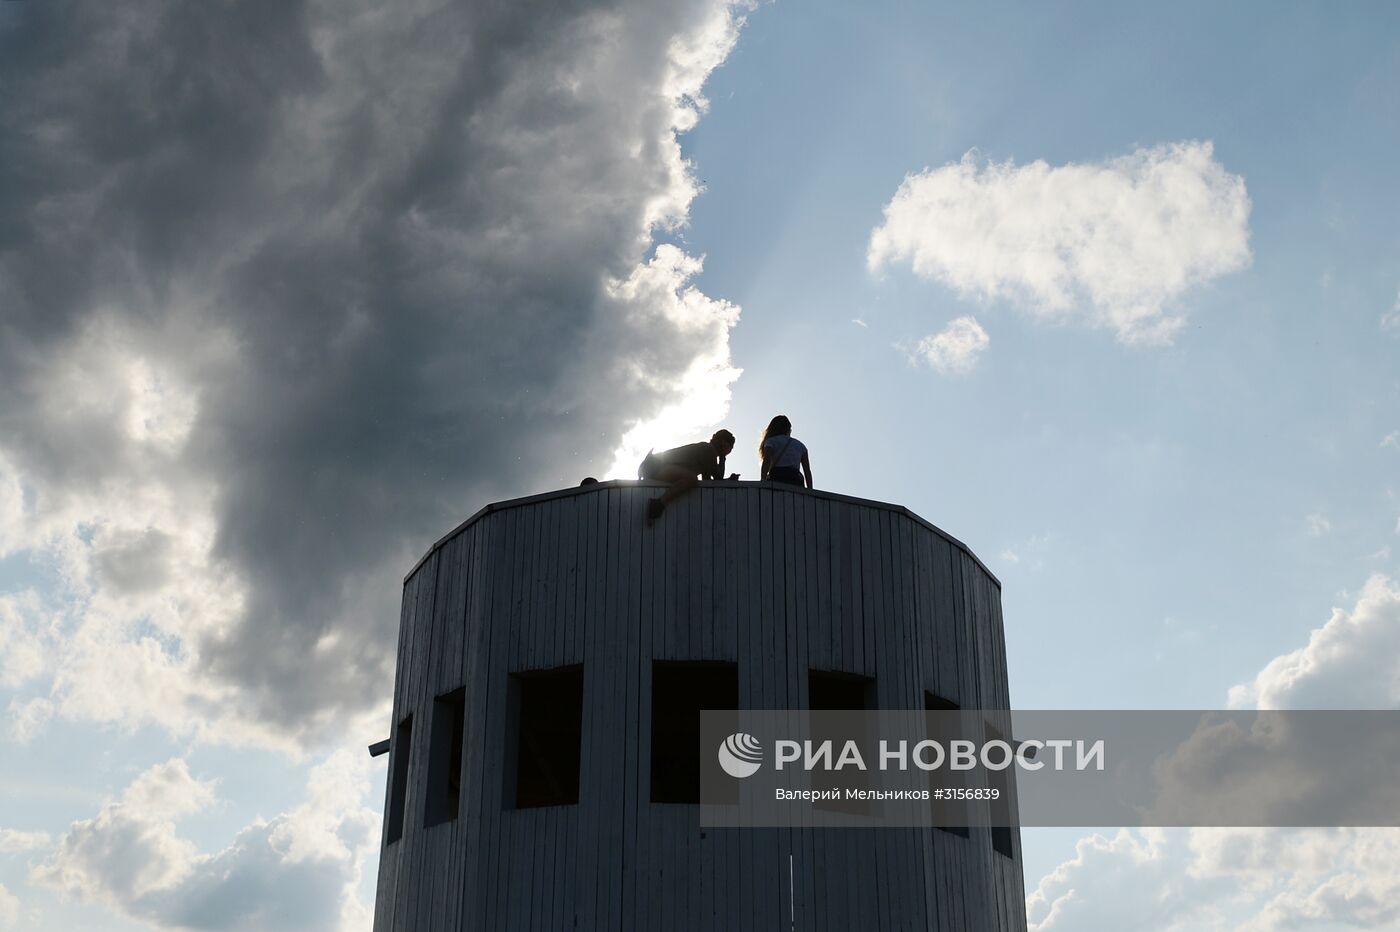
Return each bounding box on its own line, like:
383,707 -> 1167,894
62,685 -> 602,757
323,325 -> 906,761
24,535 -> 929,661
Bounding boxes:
702,485 -> 716,667
519,501 -> 539,672
896,518 -> 922,932
918,529 -> 943,932
762,490 -> 783,932
618,483 -> 641,929
497,511 -> 526,930
859,508 -> 885,932
721,479 -> 739,661
399,554 -> 425,932
828,499 -> 843,679
480,510 -> 512,931
794,493 -> 816,932
447,525 -> 479,930
578,486 -> 604,930
463,520 -> 498,931
684,483 -> 699,662
422,535 -> 462,930
535,808 -> 555,930
455,529 -> 477,932
397,550 -> 438,932
622,485 -> 644,931
743,485 -> 762,932
555,495 -> 576,667
540,499 -> 561,667
521,517 -> 545,921
373,566 -> 418,932
503,507 -> 537,928
600,487 -> 624,930
728,487 -> 750,932
565,496 -> 589,929
888,530 -> 909,932
780,490 -> 797,709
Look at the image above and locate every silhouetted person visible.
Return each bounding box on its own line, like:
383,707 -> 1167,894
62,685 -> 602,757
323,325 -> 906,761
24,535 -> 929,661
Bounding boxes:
580,477 -> 599,486
759,415 -> 812,489
639,429 -> 736,524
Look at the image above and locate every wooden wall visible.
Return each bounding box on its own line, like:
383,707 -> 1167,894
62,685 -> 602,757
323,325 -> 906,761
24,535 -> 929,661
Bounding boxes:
373,481 -> 1026,932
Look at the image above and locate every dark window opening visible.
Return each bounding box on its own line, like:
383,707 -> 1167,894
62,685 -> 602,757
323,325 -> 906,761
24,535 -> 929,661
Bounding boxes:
508,666 -> 584,809
986,723 -> 1015,858
808,669 -> 876,711
923,692 -> 959,714
386,715 -> 413,845
925,691 -> 969,837
424,688 -> 465,827
651,661 -> 739,804
809,670 -> 876,815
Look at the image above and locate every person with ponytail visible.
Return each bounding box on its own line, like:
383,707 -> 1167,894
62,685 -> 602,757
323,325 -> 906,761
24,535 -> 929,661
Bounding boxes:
758,415 -> 812,489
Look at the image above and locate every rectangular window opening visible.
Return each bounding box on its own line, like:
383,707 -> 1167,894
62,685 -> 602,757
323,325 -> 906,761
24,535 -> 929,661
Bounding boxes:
386,715 -> 413,845
986,722 -> 1016,858
809,670 -> 876,815
808,669 -> 875,711
424,687 -> 466,827
508,665 -> 584,809
651,661 -> 739,804
925,691 -> 969,838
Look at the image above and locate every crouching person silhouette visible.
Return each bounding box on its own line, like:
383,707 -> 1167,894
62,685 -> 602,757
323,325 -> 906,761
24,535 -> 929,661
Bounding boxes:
638,429 -> 736,525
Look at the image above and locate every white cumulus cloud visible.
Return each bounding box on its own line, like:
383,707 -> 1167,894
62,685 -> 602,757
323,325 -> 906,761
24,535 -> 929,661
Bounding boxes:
0,829 -> 52,854
1028,827 -> 1400,932
869,141 -> 1252,344
1228,574 -> 1400,710
33,751 -> 378,932
1031,575 -> 1400,930
1027,829 -> 1212,931
906,315 -> 990,375
33,759 -> 216,906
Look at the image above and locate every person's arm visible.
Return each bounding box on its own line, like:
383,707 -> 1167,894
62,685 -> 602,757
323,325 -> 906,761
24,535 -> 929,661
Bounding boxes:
801,450 -> 813,489
760,445 -> 772,480
711,453 -> 726,481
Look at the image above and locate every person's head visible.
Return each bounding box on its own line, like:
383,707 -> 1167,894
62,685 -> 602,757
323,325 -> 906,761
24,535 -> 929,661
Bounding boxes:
710,429 -> 736,457
759,415 -> 792,456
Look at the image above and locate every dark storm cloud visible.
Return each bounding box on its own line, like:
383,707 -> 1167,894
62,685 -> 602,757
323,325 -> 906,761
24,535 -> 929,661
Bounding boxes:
0,0 -> 743,735
94,528 -> 174,595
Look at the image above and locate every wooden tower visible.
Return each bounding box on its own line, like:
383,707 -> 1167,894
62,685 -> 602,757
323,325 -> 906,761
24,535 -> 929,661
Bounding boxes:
372,480 -> 1026,930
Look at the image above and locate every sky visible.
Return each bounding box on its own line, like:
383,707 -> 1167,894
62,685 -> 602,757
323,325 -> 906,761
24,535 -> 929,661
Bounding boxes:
1,1 -> 1398,930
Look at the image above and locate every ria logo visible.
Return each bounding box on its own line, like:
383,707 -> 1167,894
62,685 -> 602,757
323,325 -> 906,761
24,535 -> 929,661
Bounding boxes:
717,733 -> 764,778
